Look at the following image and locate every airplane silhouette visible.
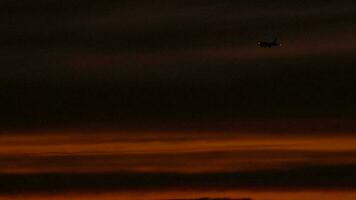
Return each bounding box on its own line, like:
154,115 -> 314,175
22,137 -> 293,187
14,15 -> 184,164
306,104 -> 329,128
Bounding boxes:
257,38 -> 281,48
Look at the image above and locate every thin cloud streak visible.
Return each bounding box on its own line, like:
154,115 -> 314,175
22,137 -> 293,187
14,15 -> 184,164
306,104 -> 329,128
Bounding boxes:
65,28 -> 356,68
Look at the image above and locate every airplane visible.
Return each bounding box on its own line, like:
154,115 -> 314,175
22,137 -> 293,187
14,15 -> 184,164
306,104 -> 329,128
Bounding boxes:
257,38 -> 281,48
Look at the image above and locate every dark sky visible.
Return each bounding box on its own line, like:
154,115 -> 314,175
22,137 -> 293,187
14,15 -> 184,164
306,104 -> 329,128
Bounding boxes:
1,0 -> 356,130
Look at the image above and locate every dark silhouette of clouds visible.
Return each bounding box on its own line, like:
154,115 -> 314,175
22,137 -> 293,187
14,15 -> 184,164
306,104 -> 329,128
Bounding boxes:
1,164 -> 356,194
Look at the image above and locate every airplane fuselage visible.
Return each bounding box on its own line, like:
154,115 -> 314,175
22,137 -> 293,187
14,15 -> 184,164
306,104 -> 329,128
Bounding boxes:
257,38 -> 281,48
257,41 -> 279,48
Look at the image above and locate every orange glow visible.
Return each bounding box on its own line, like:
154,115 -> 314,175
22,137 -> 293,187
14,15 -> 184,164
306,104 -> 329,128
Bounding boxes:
1,130 -> 355,174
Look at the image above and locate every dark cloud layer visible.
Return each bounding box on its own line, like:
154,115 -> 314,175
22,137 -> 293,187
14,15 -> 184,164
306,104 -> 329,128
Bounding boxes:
1,56 -> 355,130
1,164 -> 356,194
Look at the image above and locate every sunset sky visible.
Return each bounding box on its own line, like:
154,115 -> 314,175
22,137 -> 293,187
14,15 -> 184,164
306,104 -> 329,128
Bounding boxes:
1,1 -> 356,200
